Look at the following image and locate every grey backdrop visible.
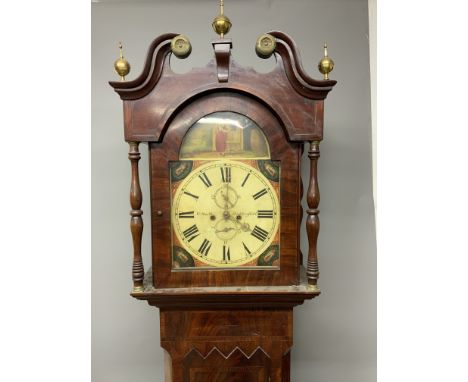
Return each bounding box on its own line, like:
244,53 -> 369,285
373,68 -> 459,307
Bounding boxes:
92,0 -> 376,381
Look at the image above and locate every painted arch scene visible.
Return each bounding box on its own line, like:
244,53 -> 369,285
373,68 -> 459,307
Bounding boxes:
179,111 -> 270,160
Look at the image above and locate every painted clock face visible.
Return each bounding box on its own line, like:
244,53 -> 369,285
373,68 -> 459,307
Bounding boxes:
171,160 -> 280,267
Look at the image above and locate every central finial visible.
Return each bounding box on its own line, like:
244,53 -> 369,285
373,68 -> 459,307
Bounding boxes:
212,0 -> 232,38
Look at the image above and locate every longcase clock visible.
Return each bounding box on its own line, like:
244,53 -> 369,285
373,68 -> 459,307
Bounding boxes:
110,3 -> 336,381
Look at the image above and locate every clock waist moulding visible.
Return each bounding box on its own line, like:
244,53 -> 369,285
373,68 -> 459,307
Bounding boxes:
110,5 -> 336,381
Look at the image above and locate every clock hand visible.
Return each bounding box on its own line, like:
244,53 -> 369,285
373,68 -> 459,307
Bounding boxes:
215,227 -> 235,233
198,212 -> 217,217
220,191 -> 234,208
224,182 -> 230,211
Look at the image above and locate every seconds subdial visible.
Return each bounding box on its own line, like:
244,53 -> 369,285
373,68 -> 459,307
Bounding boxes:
213,184 -> 239,209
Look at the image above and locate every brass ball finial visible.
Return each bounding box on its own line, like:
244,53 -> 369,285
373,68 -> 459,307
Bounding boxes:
114,42 -> 130,81
212,0 -> 232,38
255,33 -> 276,59
318,43 -> 334,80
171,35 -> 192,59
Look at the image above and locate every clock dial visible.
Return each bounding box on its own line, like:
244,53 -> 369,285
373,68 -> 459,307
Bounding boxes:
171,160 -> 280,267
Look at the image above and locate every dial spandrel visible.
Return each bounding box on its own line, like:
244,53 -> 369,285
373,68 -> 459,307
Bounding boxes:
171,159 -> 280,268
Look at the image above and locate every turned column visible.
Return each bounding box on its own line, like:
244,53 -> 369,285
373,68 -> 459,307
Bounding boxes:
128,142 -> 144,292
306,140 -> 320,288
299,143 -> 305,267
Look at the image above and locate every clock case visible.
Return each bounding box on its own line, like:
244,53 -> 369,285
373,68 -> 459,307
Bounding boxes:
110,32 -> 335,291
110,31 -> 336,382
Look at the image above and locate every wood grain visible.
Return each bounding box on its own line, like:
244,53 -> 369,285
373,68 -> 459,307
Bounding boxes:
110,32 -> 336,142
160,309 -> 292,382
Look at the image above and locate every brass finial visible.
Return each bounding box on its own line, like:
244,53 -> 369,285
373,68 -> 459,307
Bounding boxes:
318,43 -> 334,80
114,42 -> 130,81
171,35 -> 192,59
212,0 -> 232,38
255,33 -> 276,59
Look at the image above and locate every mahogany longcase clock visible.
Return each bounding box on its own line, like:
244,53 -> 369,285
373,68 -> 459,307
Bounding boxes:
110,4 -> 336,380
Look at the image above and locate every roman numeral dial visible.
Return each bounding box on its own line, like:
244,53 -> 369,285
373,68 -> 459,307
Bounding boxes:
199,172 -> 212,188
182,224 -> 199,242
179,211 -> 194,218
220,166 -> 231,183
199,239 -> 212,256
251,225 -> 269,241
223,245 -> 231,262
252,188 -> 268,200
171,159 -> 280,267
257,210 -> 273,218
